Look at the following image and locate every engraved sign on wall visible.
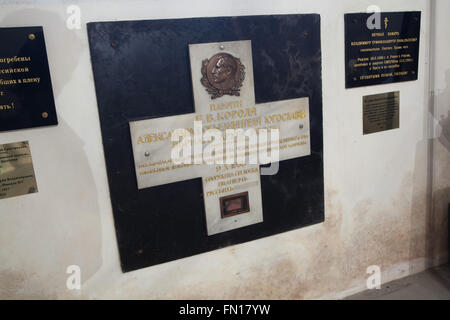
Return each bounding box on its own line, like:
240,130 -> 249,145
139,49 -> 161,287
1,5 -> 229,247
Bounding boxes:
363,91 -> 399,135
0,26 -> 57,132
0,141 -> 38,200
345,12 -> 421,88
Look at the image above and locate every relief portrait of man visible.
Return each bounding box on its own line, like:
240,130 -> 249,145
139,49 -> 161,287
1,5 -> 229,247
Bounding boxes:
201,52 -> 245,99
210,53 -> 238,90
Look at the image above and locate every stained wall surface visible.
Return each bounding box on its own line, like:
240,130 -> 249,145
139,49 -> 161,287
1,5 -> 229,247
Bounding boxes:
0,0 -> 448,299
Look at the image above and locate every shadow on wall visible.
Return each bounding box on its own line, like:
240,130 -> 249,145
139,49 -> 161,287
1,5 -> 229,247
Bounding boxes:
437,70 -> 450,152
0,9 -> 102,299
428,69 -> 450,265
409,68 -> 450,279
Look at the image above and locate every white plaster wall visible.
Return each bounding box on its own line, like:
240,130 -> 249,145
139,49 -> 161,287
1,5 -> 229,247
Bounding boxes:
429,0 -> 450,270
0,0 -> 446,299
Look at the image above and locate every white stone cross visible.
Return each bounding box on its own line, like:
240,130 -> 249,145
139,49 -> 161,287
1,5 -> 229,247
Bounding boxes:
130,40 -> 311,235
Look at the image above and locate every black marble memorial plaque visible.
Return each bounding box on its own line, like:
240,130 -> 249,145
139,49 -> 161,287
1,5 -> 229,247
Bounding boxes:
0,27 -> 57,132
345,12 -> 421,88
88,15 -> 324,272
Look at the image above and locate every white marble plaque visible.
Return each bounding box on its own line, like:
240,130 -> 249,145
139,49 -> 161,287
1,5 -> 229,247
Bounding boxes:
130,113 -> 198,189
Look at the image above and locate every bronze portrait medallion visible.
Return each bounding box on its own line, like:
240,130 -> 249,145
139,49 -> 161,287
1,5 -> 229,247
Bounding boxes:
201,52 -> 245,99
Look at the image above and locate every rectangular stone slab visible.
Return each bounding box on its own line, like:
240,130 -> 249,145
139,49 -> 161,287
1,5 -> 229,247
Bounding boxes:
87,14 -> 324,272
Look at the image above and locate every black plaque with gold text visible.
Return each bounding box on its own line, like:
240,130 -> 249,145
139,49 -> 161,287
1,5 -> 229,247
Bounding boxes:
345,12 -> 421,88
0,27 -> 57,132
